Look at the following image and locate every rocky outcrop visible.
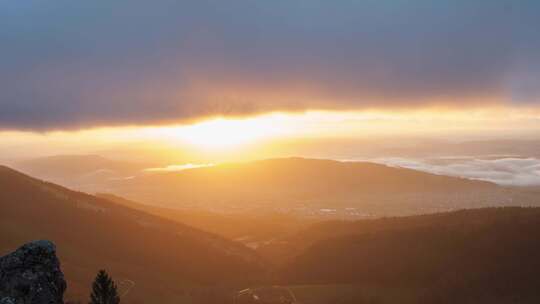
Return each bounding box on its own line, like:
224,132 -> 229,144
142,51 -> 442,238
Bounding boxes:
0,240 -> 66,304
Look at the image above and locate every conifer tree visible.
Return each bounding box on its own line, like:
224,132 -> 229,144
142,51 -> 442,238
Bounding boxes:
89,270 -> 120,304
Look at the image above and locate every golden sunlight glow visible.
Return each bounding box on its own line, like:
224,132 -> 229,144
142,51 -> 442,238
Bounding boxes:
160,116 -> 290,149
2,107 -> 540,161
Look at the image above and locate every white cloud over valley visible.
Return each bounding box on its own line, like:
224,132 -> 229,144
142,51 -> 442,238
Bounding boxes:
374,156 -> 540,186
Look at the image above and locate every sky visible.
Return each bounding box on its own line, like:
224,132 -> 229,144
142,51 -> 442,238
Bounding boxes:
1,1 -> 540,161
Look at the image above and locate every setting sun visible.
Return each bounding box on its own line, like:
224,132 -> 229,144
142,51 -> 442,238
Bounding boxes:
2,107 -> 540,161
168,116 -> 287,150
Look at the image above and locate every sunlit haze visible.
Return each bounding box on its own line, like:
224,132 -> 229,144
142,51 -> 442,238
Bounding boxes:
2,107 -> 540,163
2,2 -> 540,303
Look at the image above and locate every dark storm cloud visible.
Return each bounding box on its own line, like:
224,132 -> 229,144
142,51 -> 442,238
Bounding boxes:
1,0 -> 539,130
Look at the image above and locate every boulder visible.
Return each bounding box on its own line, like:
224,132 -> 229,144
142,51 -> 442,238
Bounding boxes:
0,240 -> 66,304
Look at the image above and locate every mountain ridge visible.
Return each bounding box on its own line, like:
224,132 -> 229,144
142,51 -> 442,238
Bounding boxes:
0,165 -> 268,303
109,157 -> 522,217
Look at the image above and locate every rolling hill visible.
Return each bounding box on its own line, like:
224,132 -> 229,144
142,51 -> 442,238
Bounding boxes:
97,193 -> 311,249
2,163 -> 540,303
276,208 -> 540,303
110,158 -> 530,217
16,157 -> 537,218
0,166 -> 268,304
12,155 -> 151,193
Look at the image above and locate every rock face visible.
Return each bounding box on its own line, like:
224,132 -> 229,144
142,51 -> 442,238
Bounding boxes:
0,240 -> 66,304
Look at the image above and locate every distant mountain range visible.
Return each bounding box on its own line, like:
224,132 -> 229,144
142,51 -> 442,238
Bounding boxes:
0,165 -> 267,303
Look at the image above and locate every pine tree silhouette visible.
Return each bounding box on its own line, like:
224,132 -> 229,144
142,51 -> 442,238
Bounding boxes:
89,270 -> 120,304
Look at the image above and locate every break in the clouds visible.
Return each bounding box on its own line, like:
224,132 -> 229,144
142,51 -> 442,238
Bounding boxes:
1,0 -> 540,130
377,156 -> 540,186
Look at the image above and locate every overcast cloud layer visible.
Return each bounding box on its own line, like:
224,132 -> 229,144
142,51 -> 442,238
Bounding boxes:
1,0 -> 540,130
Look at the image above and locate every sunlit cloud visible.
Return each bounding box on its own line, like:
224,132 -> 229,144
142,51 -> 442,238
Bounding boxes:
373,156 -> 540,186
